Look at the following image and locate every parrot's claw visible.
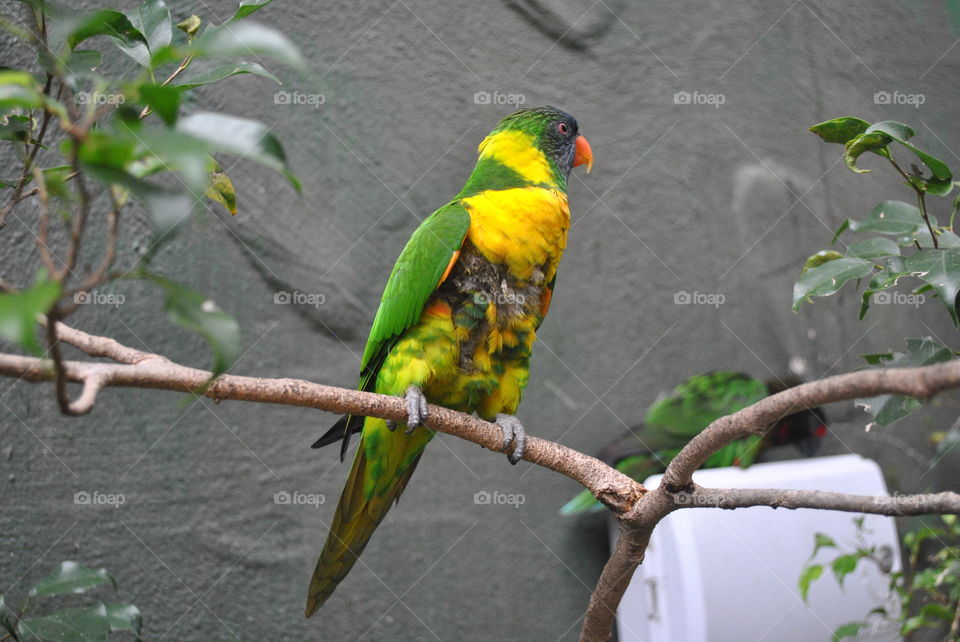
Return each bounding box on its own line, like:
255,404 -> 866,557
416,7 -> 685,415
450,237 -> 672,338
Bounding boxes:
495,413 -> 526,464
387,385 -> 429,434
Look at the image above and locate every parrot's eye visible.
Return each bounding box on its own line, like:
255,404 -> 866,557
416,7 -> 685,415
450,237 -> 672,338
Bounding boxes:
557,122 -> 570,136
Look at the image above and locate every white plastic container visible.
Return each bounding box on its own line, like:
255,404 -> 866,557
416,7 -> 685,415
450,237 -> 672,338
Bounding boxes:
612,454 -> 902,641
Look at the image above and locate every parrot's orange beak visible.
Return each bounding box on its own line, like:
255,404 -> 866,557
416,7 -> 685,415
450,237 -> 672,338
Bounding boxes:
573,135 -> 593,173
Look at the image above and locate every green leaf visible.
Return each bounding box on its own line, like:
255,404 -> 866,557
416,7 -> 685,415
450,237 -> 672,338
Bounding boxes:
142,273 -> 241,376
858,256 -> 907,319
811,533 -> 837,558
193,21 -> 305,70
173,61 -> 281,89
138,83 -> 181,125
63,50 -> 102,88
801,250 -> 844,274
148,43 -> 183,67
104,603 -> 142,635
798,564 -> 823,602
904,526 -> 940,559
29,561 -> 116,597
0,114 -> 32,141
809,117 -> 870,144
847,237 -> 900,259
919,602 -> 954,621
117,0 -> 171,67
232,0 -> 276,21
74,130 -> 138,174
831,554 -> 859,588
63,9 -> 148,50
831,218 -> 850,245
902,615 -> 927,635
857,337 -> 954,426
177,112 -> 300,190
867,121 -> 954,196
903,248 -> 960,323
0,279 -> 61,356
73,128 -> 202,236
135,0 -> 172,52
849,200 -> 927,235
793,257 -> 874,311
832,622 -> 865,642
0,70 -> 43,109
844,131 -> 891,173
18,603 -> 112,642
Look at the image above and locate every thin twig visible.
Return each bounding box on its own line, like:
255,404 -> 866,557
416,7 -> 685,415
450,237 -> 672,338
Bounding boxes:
33,166 -> 58,275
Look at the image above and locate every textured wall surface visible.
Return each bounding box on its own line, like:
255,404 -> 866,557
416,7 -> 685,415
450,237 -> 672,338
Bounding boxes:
2,1 -> 959,640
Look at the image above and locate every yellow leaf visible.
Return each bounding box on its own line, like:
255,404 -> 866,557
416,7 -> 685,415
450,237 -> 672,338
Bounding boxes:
205,171 -> 237,215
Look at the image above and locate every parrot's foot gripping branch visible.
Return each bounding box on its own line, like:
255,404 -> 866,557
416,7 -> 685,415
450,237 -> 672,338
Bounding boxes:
387,385 -> 430,434
495,413 -> 526,464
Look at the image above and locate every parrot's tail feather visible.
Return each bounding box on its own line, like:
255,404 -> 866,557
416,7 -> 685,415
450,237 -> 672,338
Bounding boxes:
304,439 -> 425,617
311,415 -> 364,462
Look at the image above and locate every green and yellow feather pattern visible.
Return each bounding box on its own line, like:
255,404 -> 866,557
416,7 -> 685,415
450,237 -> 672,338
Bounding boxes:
306,107 -> 593,615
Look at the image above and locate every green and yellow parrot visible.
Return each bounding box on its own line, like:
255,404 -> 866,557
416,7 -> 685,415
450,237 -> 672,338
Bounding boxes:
305,106 -> 593,616
560,371 -> 829,515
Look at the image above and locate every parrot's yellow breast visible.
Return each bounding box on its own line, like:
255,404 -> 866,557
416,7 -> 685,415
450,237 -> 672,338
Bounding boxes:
461,186 -> 570,283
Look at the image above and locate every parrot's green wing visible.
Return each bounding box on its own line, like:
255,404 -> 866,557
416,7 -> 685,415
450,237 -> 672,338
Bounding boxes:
561,372 -> 771,515
644,371 -> 768,467
361,201 -> 470,373
316,202 -> 470,458
644,372 -> 767,441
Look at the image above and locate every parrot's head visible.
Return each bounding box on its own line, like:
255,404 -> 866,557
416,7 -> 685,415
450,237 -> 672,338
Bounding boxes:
475,105 -> 593,191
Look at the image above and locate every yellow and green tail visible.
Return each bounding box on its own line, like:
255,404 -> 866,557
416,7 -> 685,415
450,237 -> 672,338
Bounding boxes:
305,418 -> 432,616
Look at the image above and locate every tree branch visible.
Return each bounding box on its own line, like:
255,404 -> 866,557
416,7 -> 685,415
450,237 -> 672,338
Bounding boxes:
1,323 -> 959,642
578,364 -> 960,640
0,325 -> 644,508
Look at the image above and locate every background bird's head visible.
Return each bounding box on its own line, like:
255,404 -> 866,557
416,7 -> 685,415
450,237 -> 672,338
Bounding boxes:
763,378 -> 829,457
764,406 -> 829,457
475,106 -> 593,189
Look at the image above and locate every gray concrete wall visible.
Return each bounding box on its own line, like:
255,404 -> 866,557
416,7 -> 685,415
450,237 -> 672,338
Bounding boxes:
2,1 -> 959,639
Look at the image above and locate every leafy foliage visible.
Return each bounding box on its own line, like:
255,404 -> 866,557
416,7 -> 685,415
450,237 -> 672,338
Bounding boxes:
0,0 -> 302,374
800,516 -> 960,641
1,561 -> 142,641
797,118 -> 960,641
797,117 -> 960,324
796,116 -> 959,427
